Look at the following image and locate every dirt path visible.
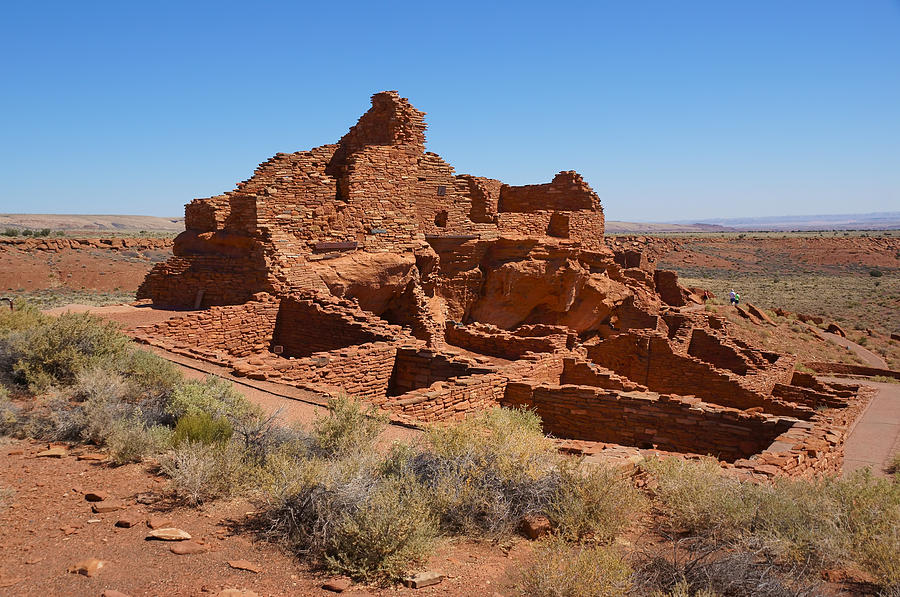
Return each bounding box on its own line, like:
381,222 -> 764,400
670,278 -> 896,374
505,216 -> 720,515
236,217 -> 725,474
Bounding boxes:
816,329 -> 889,369
842,381 -> 900,477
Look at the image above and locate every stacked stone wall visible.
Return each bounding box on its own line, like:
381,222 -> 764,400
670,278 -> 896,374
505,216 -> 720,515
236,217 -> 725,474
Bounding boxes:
387,347 -> 494,396
273,296 -> 395,358
444,322 -> 571,359
587,333 -> 808,417
501,382 -> 792,462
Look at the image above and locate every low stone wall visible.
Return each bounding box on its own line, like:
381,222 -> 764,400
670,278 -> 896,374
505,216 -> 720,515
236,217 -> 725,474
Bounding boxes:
233,341 -> 399,400
501,382 -> 793,462
587,333 -> 809,418
130,294 -> 280,359
558,358 -> 646,392
273,295 -> 397,358
805,362 -> 900,381
387,347 -> 495,396
0,237 -> 173,251
444,322 -> 571,359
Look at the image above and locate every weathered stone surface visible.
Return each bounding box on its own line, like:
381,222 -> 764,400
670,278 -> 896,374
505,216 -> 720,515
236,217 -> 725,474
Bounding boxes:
147,528 -> 191,541
84,491 -> 108,502
36,446 -> 67,458
227,560 -> 262,573
91,502 -> 123,514
402,571 -> 444,588
67,557 -> 105,577
146,516 -> 174,529
115,514 -> 143,528
322,577 -> 352,592
170,541 -> 207,555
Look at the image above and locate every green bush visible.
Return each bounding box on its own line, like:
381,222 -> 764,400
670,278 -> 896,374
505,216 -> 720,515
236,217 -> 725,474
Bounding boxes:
312,395 -> 387,458
0,386 -> 21,437
118,348 -> 183,412
167,376 -> 258,423
2,228 -> 19,237
8,312 -> 130,390
517,537 -> 632,597
38,228 -> 51,237
0,301 -> 46,337
547,460 -> 644,542
265,452 -> 436,583
173,411 -> 233,446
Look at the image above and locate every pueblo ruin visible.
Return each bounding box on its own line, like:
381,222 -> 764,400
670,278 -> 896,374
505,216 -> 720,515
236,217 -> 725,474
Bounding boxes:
134,91 -> 868,479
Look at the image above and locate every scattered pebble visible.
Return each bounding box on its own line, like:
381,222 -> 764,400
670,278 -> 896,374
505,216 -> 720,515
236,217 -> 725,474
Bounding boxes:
147,528 -> 192,541
67,557 -> 105,577
227,560 -> 262,573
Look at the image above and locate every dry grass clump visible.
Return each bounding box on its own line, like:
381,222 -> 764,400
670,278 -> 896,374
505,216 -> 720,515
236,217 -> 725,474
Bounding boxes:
641,457 -> 761,542
548,459 -> 644,542
630,541 -> 822,597
5,311 -> 130,391
642,457 -> 900,590
264,403 -> 645,583
517,537 -> 632,597
0,486 -> 13,511
264,400 -> 435,582
159,440 -> 252,506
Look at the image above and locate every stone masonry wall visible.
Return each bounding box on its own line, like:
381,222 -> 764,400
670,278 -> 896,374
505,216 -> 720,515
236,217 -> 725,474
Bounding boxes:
444,322 -> 572,359
501,382 -> 794,462
273,295 -> 396,358
387,347 -> 495,396
586,332 -> 809,417
130,294 -> 280,359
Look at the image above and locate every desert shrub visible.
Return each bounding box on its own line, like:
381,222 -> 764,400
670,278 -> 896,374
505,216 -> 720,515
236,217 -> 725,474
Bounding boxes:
407,408 -> 560,537
756,472 -> 900,588
167,376 -> 258,423
7,312 -> 130,390
311,394 -> 387,458
231,407 -> 306,465
38,228 -> 51,237
265,452 -> 436,582
2,228 -> 19,237
0,302 -> 45,337
118,348 -> 182,416
888,453 -> 900,477
70,366 -> 130,403
0,386 -> 21,436
630,542 -> 822,597
517,537 -> 632,597
173,411 -> 233,446
547,460 -> 644,542
641,457 -> 762,541
324,474 -> 437,582
106,418 -> 172,465
160,440 -> 250,505
0,486 -> 13,510
871,269 -> 884,277
643,458 -> 900,589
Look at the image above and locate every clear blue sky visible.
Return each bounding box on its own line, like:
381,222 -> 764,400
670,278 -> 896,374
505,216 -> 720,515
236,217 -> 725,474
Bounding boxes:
1,1 -> 898,222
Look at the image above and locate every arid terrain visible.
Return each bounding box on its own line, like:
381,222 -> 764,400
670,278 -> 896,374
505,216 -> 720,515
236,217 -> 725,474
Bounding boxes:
1,93 -> 898,597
